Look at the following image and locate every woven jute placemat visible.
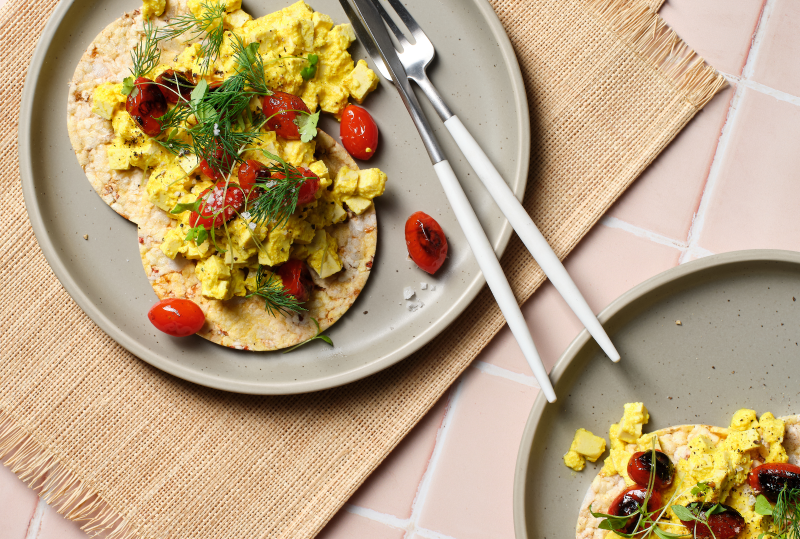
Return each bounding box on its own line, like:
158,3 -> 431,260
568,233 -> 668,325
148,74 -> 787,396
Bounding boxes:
0,0 -> 724,537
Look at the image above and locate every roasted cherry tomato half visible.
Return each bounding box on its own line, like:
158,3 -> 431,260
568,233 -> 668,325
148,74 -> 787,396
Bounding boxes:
678,503 -> 745,539
277,259 -> 313,302
126,77 -> 167,137
748,463 -> 800,501
607,486 -> 662,535
627,450 -> 675,489
155,69 -> 195,104
199,140 -> 235,180
237,159 -> 270,194
189,183 -> 245,229
147,298 -> 205,337
405,211 -> 448,275
271,167 -> 320,206
262,91 -> 310,140
340,104 -> 379,160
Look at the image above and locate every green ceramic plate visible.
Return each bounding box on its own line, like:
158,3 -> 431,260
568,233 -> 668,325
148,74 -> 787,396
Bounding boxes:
514,249 -> 800,538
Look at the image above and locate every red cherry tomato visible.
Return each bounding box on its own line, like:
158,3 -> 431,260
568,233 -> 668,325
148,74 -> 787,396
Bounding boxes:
199,140 -> 235,181
748,463 -> 800,501
277,259 -> 313,302
405,211 -> 448,275
148,298 -> 205,337
155,69 -> 195,104
340,104 -> 379,160
678,503 -> 745,539
262,91 -> 310,139
237,159 -> 270,194
607,486 -> 662,535
126,77 -> 167,137
271,167 -> 320,206
189,183 -> 245,229
627,450 -> 675,489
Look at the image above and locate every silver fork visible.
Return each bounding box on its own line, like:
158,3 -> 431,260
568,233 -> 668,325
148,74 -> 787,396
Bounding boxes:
365,0 -> 621,364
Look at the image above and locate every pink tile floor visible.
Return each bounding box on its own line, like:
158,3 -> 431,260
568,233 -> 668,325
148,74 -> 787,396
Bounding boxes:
5,0 -> 800,537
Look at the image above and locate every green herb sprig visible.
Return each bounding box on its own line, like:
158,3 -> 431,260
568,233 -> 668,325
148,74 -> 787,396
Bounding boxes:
755,488 -> 800,539
245,265 -> 305,316
157,1 -> 227,74
283,318 -> 333,353
247,150 -> 315,228
124,19 -> 161,92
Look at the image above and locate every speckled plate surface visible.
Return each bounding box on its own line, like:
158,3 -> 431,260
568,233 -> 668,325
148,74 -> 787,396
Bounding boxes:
513,249 -> 800,538
19,0 -> 529,394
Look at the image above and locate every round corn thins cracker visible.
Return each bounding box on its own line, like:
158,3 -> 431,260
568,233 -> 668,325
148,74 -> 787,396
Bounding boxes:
138,130 -> 378,351
575,416 -> 800,539
67,5 -> 189,225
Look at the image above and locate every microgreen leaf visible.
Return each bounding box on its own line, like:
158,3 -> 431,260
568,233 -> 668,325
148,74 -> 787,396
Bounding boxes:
691,482 -> 711,496
300,53 -> 319,80
755,495 -> 774,517
283,318 -> 334,353
652,527 -> 684,539
171,200 -> 201,214
184,224 -> 208,244
122,76 -> 135,96
296,110 -> 320,143
670,505 -> 696,521
191,78 -> 209,104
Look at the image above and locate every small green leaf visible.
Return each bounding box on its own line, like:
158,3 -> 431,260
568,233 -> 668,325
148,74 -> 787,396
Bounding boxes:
282,318 -> 334,353
184,225 -> 208,244
300,54 -> 319,80
691,482 -> 711,496
706,504 -> 726,516
295,110 -> 320,143
317,335 -> 333,346
191,78 -> 208,104
122,76 -> 135,95
171,200 -> 201,214
670,505 -> 697,522
755,495 -> 774,517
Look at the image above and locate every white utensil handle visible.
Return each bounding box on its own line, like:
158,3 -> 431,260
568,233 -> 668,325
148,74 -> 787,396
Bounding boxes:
433,160 -> 556,403
444,116 -> 620,363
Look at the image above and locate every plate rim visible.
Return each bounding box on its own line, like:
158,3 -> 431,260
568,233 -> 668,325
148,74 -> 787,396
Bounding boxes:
18,0 -> 531,394
512,248 -> 800,538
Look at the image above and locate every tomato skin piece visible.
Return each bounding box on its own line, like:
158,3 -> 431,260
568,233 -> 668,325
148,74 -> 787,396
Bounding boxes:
678,503 -> 744,539
277,259 -> 313,302
148,298 -> 205,337
627,450 -> 675,489
748,463 -> 800,501
270,167 -> 320,206
237,159 -> 270,194
405,211 -> 448,275
340,104 -> 379,160
262,91 -> 310,140
607,486 -> 662,535
126,77 -> 167,137
189,183 -> 245,229
155,69 -> 195,104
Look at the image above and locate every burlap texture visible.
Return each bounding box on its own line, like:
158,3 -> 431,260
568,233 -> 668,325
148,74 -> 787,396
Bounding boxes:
0,0 -> 724,537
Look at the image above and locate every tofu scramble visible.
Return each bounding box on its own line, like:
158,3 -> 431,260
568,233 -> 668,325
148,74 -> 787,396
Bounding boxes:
90,0 -> 385,305
573,403 -> 800,538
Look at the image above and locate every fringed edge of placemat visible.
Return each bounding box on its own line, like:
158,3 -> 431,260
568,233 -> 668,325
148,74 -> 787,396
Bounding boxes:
0,410 -> 135,539
588,0 -> 726,109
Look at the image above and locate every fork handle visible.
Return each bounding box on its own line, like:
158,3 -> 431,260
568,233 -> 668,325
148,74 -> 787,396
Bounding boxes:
432,160 -> 556,402
443,116 -> 620,363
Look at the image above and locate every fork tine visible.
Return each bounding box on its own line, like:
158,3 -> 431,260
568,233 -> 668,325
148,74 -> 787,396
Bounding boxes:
383,0 -> 433,48
372,0 -> 412,49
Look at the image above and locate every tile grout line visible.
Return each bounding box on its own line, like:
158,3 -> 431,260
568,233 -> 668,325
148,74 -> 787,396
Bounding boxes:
680,0 -> 777,264
601,216 -> 689,252
24,499 -> 46,539
472,360 -> 539,388
401,377 -> 468,539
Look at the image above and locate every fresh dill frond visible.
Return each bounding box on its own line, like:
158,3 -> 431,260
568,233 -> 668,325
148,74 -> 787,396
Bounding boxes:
158,1 -> 227,74
283,318 -> 333,353
247,151 -> 314,228
772,488 -> 800,539
230,34 -> 271,95
131,19 -> 161,78
246,265 -> 305,317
